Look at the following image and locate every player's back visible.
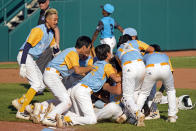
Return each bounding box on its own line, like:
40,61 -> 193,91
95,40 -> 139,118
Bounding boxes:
143,52 -> 169,66
100,16 -> 115,38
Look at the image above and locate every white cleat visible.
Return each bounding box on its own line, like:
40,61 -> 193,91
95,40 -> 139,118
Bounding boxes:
33,103 -> 41,115
16,111 -> 30,120
42,117 -> 57,127
116,114 -> 127,124
56,114 -> 64,128
12,99 -> 22,110
25,104 -> 34,114
136,111 -> 145,127
32,114 -> 41,124
167,116 -> 177,123
145,110 -> 160,120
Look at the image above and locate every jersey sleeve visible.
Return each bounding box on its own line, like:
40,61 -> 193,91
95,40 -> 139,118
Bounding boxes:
104,64 -> 116,78
87,58 -> 93,66
64,51 -> 79,69
96,21 -> 104,32
27,28 -> 44,47
49,37 -> 56,47
137,40 -> 150,51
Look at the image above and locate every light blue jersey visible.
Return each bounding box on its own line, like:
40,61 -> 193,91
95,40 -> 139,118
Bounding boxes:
116,42 -> 143,66
143,52 -> 169,66
100,17 -> 115,39
47,47 -> 79,77
20,24 -> 54,59
81,60 -> 115,92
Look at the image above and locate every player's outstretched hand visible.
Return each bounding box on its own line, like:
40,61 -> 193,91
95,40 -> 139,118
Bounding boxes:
19,64 -> 27,78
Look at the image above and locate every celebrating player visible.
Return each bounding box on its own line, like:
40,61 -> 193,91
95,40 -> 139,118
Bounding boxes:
91,3 -> 124,55
42,36 -> 93,126
136,44 -> 178,123
56,44 -> 121,126
116,28 -> 154,126
12,8 -> 60,120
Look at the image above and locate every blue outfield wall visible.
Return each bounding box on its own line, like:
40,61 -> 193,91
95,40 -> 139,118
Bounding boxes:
0,0 -> 196,61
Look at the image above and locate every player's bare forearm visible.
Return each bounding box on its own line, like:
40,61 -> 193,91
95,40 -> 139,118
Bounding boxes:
73,66 -> 93,75
54,26 -> 60,48
91,30 -> 99,45
117,25 -> 124,33
103,82 -> 122,95
109,73 -> 121,83
146,46 -> 154,53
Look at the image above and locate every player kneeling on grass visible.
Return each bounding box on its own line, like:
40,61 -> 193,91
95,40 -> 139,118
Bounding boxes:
136,44 -> 178,123
12,8 -> 60,120
56,44 -> 121,127
41,36 -> 93,126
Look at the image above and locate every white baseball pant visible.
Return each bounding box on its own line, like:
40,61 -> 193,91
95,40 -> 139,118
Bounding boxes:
137,64 -> 177,116
43,68 -> 71,119
95,102 -> 123,121
66,83 -> 97,125
121,60 -> 146,115
17,51 -> 45,92
100,36 -> 116,54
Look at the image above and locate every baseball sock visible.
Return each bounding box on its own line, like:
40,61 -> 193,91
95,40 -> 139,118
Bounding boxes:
19,88 -> 36,112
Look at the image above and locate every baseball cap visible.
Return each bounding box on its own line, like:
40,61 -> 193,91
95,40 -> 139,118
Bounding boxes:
101,3 -> 114,14
38,0 -> 46,3
123,28 -> 137,36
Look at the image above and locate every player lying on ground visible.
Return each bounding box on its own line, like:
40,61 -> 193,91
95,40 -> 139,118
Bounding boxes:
12,8 -> 60,120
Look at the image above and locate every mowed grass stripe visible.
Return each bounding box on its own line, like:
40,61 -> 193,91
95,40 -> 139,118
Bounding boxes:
0,56 -> 196,69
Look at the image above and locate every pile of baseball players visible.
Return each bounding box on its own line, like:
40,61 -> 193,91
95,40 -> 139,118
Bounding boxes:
11,0 -> 179,128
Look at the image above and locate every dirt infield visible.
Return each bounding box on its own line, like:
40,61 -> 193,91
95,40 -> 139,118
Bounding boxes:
0,50 -> 195,130
0,121 -> 77,131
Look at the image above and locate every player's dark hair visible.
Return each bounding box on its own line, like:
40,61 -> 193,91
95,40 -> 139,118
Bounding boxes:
150,44 -> 161,52
117,34 -> 132,48
75,36 -> 92,49
95,44 -> 110,61
129,36 -> 139,40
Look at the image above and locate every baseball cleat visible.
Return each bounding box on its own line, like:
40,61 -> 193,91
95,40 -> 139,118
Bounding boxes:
116,114 -> 127,124
33,103 -> 41,115
16,111 -> 30,120
42,117 -> 56,127
25,104 -> 34,114
12,99 -> 22,110
136,111 -> 145,127
145,110 -> 160,120
32,114 -> 41,124
56,114 -> 64,128
44,103 -> 55,118
167,116 -> 177,123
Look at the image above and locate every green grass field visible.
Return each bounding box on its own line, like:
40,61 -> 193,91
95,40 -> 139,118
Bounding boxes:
0,83 -> 195,130
0,56 -> 196,130
0,56 -> 196,69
